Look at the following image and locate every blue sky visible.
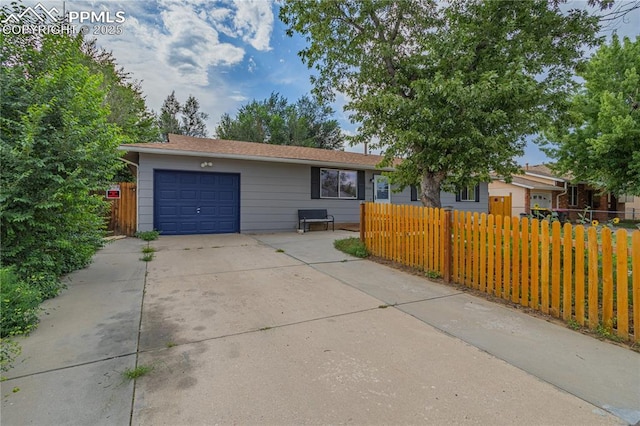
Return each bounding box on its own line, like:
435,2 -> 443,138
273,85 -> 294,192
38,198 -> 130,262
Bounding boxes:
12,1 -> 640,163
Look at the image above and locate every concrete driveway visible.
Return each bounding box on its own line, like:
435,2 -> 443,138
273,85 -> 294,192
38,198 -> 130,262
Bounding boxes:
2,231 -> 637,425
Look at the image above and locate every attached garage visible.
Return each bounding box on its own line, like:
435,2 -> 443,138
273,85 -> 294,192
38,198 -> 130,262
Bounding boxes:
154,170 -> 240,235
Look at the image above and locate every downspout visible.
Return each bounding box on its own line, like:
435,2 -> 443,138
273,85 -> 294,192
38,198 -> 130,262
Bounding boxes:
119,157 -> 139,234
556,181 -> 567,210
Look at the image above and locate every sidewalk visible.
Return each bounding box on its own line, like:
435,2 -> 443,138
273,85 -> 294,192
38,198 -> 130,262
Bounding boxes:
1,237 -> 147,426
1,232 -> 637,425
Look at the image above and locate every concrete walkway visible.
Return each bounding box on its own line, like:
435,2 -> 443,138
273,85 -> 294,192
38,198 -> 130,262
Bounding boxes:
1,237 -> 147,425
1,231 -> 638,425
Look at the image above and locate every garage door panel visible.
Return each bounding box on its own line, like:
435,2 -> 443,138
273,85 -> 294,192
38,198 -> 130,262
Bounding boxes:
159,222 -> 178,233
199,206 -> 218,215
200,190 -> 218,200
199,221 -> 218,232
154,170 -> 240,235
218,221 -> 236,233
159,190 -> 177,199
200,174 -> 217,184
218,206 -> 236,216
219,191 -> 236,201
179,174 -> 198,184
180,190 -> 198,200
158,173 -> 178,184
179,206 -> 199,215
179,222 -> 198,233
219,175 -> 235,185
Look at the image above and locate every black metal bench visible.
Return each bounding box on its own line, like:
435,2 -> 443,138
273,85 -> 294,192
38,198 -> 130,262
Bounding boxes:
298,209 -> 334,232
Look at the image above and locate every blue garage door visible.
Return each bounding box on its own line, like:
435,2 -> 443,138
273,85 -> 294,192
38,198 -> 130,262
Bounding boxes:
154,170 -> 240,235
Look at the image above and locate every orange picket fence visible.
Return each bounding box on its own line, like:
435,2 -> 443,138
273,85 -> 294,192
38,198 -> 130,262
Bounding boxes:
362,203 -> 447,276
360,202 -> 640,343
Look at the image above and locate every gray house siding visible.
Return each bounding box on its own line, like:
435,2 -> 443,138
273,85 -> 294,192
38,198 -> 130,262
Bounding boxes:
137,153 -> 488,233
391,183 -> 489,213
137,153 -> 377,233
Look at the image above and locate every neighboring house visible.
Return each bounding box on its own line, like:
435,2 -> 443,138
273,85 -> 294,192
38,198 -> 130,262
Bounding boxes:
623,195 -> 640,220
119,134 -> 488,235
489,164 -> 628,221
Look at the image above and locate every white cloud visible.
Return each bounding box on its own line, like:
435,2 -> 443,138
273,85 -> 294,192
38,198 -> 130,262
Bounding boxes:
85,1 -> 277,137
97,1 -> 275,88
159,2 -> 244,85
232,0 -> 273,51
206,0 -> 273,51
229,92 -> 248,102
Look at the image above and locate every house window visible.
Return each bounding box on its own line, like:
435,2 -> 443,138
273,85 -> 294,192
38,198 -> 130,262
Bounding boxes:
456,185 -> 480,202
320,168 -> 358,199
410,185 -> 419,202
568,185 -> 578,206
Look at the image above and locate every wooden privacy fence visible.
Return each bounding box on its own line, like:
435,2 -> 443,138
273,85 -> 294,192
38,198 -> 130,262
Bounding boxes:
106,182 -> 137,236
360,202 -> 640,343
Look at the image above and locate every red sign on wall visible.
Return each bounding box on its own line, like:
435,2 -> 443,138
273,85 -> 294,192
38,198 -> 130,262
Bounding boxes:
106,185 -> 121,199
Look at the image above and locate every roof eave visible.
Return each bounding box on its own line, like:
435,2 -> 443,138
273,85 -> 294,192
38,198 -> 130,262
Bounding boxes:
509,182 -> 535,190
497,179 -> 563,191
523,171 -> 566,183
118,145 -> 394,171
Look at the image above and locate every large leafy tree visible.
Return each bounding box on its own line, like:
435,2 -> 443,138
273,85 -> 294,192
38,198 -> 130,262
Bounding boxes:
216,92 -> 343,149
81,40 -> 160,144
280,0 -> 603,206
541,35 -> 640,196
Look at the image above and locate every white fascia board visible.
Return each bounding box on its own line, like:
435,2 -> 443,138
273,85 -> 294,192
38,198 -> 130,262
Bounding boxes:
497,179 -> 562,191
118,146 -> 395,172
523,171 -> 566,183
506,181 -> 535,190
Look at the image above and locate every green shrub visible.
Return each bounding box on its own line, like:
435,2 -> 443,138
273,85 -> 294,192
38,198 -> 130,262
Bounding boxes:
26,272 -> 65,300
136,230 -> 160,241
1,196 -> 105,300
334,237 -> 370,258
0,267 -> 42,337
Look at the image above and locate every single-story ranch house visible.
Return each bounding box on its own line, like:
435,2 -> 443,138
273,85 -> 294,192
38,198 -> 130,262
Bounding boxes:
119,134 -> 488,235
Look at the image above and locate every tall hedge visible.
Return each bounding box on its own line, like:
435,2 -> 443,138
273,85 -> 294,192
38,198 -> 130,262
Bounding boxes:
0,31 -> 123,299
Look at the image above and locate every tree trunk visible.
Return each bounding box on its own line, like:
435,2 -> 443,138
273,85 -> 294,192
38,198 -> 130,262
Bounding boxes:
420,171 -> 445,208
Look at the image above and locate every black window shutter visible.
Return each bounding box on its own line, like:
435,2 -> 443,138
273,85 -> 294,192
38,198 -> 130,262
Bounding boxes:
311,167 -> 320,199
475,184 -> 480,202
455,189 -> 461,202
410,185 -> 418,201
357,170 -> 365,200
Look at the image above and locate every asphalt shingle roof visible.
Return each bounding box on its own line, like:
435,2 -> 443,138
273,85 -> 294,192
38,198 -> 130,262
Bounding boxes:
523,163 -> 572,181
121,134 -> 393,169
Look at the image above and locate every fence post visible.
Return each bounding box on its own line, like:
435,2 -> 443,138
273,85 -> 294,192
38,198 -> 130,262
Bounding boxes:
443,207 -> 452,284
360,202 -> 365,241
